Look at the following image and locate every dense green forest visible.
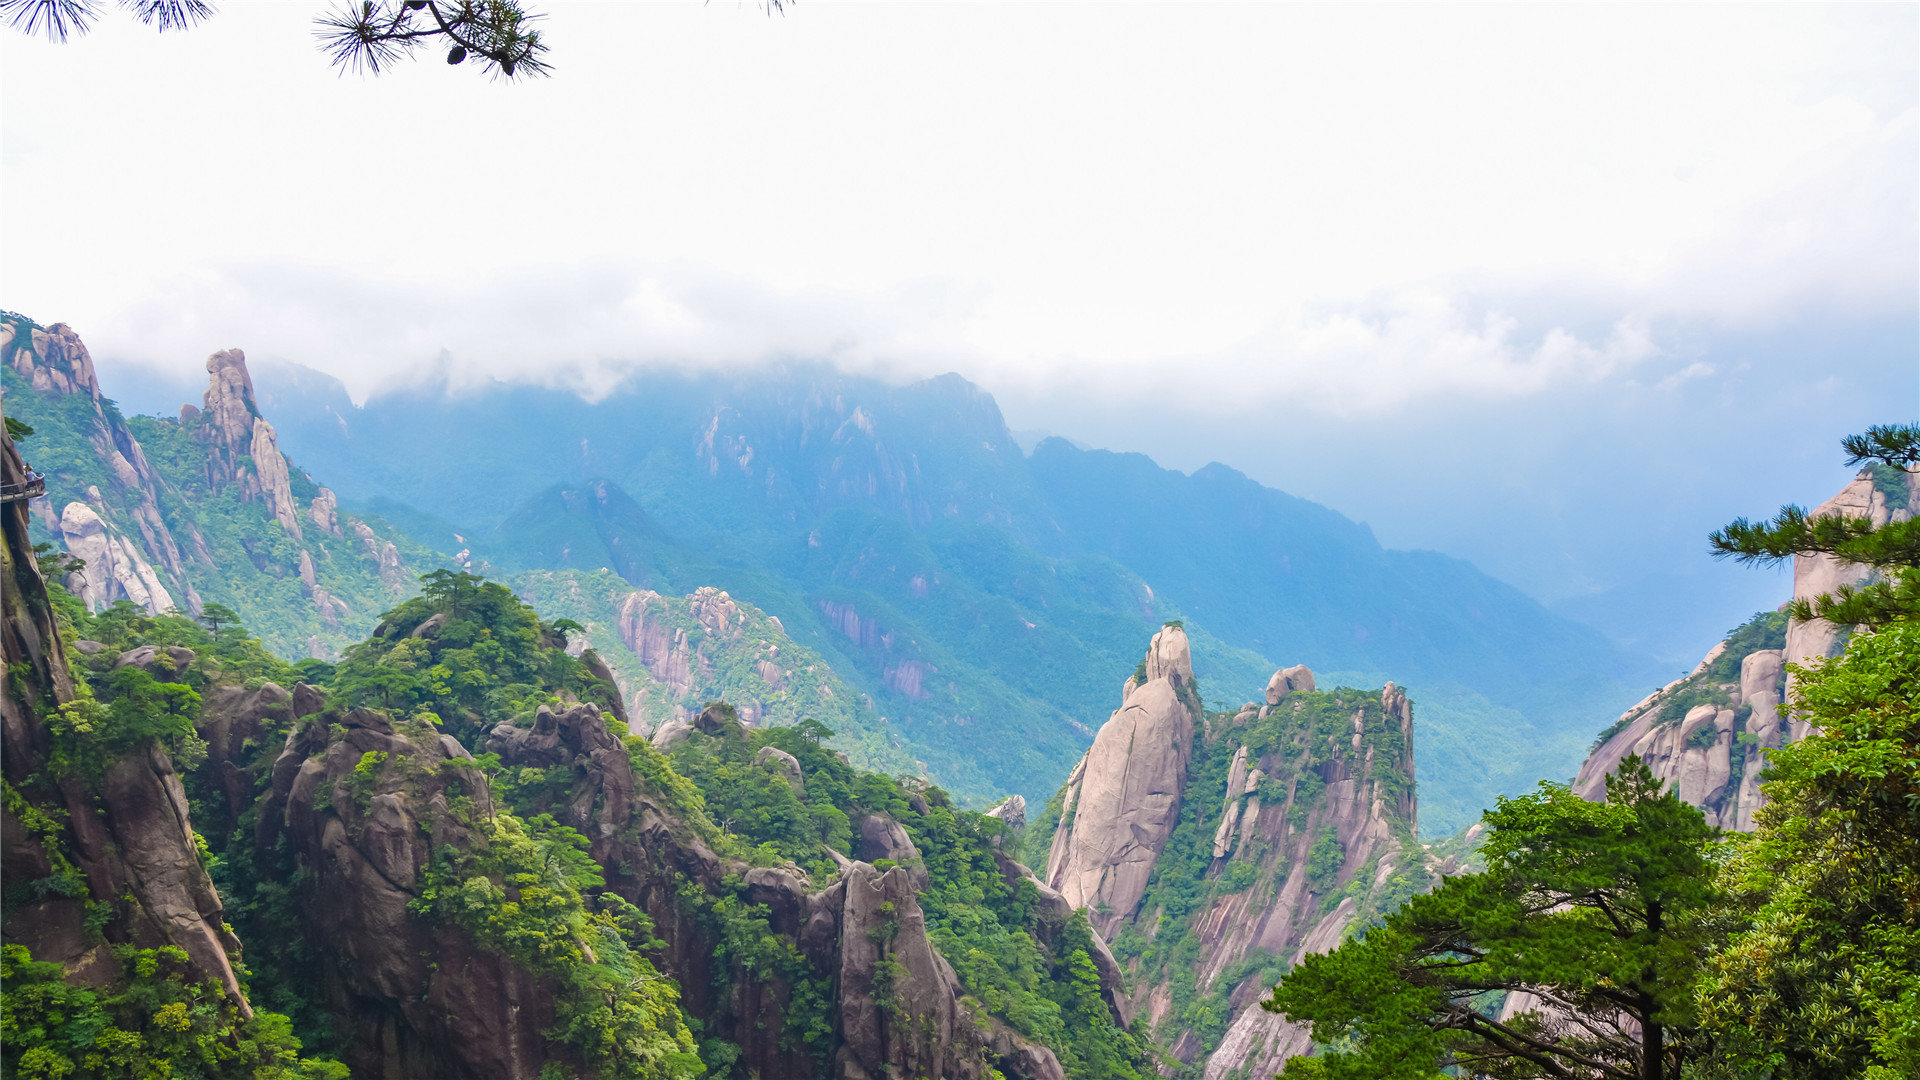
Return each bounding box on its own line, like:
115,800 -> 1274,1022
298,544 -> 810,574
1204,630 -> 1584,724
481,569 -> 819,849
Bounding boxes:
3,565 -> 1149,1078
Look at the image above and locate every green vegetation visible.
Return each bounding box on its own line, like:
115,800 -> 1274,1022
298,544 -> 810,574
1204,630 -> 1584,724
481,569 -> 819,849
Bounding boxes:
329,569 -> 617,745
1697,616 -> 1920,1079
1268,757 -> 1720,1080
512,568 -> 913,776
659,712 -> 1154,1078
1,323 -> 448,663
2,944 -> 348,1080
1712,423 -> 1920,629
410,814 -> 704,1079
1086,685 -> 1422,1076
1269,428 -> 1920,1079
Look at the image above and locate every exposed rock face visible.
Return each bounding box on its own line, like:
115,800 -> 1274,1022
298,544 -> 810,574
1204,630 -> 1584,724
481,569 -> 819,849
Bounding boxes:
1181,683 -> 1421,1079
756,743 -> 806,793
309,485 -> 341,536
254,704 -> 582,1080
1571,640 -> 1784,832
613,586 -> 795,727
1032,626 -> 1424,1077
1784,466 -> 1919,687
3,431 -> 253,1015
57,501 -> 174,614
250,417 -> 304,539
1266,664 -> 1315,706
1572,468 -> 1916,831
8,318 -> 186,612
201,349 -> 259,467
482,702 -> 1063,1080
7,323 -> 102,402
1044,625 -> 1198,936
985,793 -> 1027,830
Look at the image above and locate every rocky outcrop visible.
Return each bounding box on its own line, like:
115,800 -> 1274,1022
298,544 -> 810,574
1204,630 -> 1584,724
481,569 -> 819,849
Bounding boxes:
56,501 -> 174,614
1573,638 -> 1786,832
612,585 -> 797,728
309,485 -> 342,536
483,701 -> 1063,1080
193,349 -> 301,539
6,317 -> 186,612
1783,468 -> 1917,675
3,430 -> 253,1016
253,704 -> 579,1080
985,793 -> 1027,830
1265,664 -> 1314,706
1573,467 -> 1917,831
1044,625 -> 1199,936
1032,629 -> 1426,1077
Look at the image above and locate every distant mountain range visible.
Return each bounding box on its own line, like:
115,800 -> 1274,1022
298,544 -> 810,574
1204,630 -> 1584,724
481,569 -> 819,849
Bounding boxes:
233,356 -> 1664,832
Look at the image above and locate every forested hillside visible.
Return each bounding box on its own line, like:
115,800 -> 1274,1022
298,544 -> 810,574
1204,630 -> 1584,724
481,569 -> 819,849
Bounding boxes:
2,415 -> 1151,1077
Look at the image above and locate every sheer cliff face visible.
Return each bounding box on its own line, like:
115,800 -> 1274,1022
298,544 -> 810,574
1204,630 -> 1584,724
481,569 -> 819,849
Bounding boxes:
1784,466 -> 1919,679
2,428 -> 253,1017
4,315 -> 428,659
1044,625 -> 1199,936
6,319 -> 181,614
1035,629 -> 1429,1076
1575,466 -> 1918,832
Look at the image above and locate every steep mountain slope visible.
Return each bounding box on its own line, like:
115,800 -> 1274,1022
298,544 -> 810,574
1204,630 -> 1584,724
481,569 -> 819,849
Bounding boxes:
2,425 -> 348,1076
3,472 -> 1141,1077
244,358 -> 1659,827
1573,465 -> 1918,829
1029,626 -> 1450,1077
2,314 -> 436,662
512,566 -> 917,776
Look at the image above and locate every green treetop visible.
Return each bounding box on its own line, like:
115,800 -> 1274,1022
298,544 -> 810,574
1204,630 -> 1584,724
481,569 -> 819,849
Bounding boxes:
1264,757 -> 1719,1080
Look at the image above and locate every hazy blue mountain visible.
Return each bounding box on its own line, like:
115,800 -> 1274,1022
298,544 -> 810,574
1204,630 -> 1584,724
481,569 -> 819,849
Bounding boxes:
246,359 -> 1664,831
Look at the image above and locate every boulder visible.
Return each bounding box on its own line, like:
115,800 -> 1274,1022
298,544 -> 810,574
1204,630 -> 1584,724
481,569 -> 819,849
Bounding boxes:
1265,664 -> 1316,706
650,718 -> 694,750
985,794 -> 1027,830
755,744 -> 806,794
856,813 -> 929,892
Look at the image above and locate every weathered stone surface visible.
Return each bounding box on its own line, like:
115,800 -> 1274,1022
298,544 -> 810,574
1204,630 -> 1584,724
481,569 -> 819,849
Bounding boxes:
309,486 -> 341,535
650,717 -> 694,750
1785,469 -> 1901,675
57,501 -> 174,614
1265,664 -> 1315,706
856,812 -> 930,891
755,744 -> 806,794
1045,625 -> 1197,935
3,448 -> 253,1015
985,793 -> 1027,830
1566,475 -> 1896,832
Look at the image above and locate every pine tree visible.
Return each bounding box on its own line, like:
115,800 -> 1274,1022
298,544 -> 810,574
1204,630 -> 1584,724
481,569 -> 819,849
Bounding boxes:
1710,423 -> 1920,628
1263,758 -> 1719,1080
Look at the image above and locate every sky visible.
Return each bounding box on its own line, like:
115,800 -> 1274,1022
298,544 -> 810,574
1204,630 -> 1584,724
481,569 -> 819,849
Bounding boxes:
3,2 -> 1915,664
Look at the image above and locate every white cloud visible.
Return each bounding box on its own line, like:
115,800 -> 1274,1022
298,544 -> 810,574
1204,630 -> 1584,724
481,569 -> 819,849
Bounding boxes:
1,2 -> 1912,415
